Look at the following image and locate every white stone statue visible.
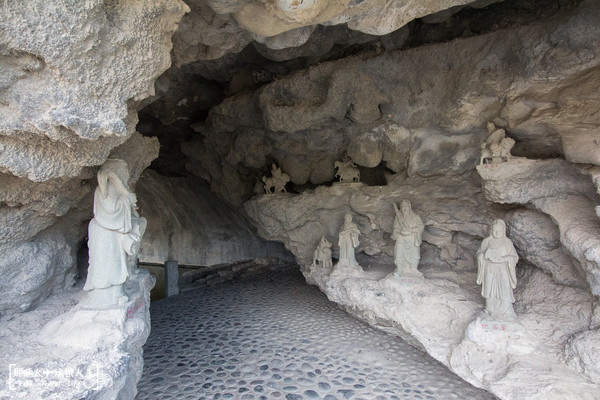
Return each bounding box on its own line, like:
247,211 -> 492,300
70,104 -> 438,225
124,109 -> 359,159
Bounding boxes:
391,200 -> 424,277
262,163 -> 290,193
476,219 -> 519,320
313,236 -> 333,269
334,157 -> 360,183
84,158 -> 147,306
480,122 -> 516,165
337,213 -> 360,267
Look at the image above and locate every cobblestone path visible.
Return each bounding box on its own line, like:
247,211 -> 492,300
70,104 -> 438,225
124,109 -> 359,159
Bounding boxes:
137,267 -> 496,400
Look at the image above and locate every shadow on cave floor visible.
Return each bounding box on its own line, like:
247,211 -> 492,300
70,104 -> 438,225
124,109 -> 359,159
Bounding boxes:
137,266 -> 497,400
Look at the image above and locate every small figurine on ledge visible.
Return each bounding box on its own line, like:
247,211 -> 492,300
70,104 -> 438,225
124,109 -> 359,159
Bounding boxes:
476,219 -> 519,320
313,236 -> 333,270
334,156 -> 360,183
480,122 -> 515,165
262,163 -> 290,194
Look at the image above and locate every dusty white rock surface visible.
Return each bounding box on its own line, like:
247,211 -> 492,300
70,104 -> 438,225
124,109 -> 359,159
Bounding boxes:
189,1 -> 600,207
0,270 -> 154,400
0,0 -> 184,316
303,262 -> 600,400
244,173 -> 504,269
477,158 -> 600,294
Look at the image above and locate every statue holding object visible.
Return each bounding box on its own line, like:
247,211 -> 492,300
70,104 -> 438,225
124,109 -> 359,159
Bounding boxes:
391,200 -> 424,278
84,159 -> 147,306
476,219 -> 519,320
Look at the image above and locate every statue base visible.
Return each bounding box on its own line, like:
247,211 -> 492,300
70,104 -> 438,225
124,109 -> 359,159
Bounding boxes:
39,272 -> 155,351
329,261 -> 364,281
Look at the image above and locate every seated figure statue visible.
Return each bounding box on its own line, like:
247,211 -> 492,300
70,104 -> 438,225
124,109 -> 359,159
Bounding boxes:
313,236 -> 333,269
476,219 -> 519,320
84,158 -> 147,306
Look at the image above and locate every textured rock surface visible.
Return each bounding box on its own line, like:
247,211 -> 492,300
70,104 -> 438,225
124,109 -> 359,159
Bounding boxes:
304,263 -> 600,400
477,158 -> 600,294
136,170 -> 292,266
0,0 -> 183,315
184,1 -> 600,206
0,271 -> 155,400
244,174 -> 504,268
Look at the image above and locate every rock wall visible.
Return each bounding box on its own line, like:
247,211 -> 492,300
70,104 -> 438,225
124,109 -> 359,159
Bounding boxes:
136,170 -> 292,266
185,0 -> 600,208
0,0 -> 189,316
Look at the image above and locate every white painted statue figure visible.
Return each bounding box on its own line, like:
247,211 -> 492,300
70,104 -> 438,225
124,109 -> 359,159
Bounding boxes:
476,219 -> 519,320
392,200 -> 424,277
338,213 -> 360,267
263,163 -> 290,193
480,122 -> 516,165
313,236 -> 333,269
334,157 -> 360,183
84,158 -> 147,306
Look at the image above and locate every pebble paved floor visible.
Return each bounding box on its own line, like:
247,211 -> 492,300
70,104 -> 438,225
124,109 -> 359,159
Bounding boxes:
137,268 -> 497,400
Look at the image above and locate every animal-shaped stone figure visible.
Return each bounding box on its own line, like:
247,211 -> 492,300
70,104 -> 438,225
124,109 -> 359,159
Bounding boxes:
334,158 -> 360,183
262,163 -> 290,194
313,236 -> 333,269
480,122 -> 516,165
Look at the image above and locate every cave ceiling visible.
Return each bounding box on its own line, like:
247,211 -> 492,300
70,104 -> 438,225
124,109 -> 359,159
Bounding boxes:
138,0 -> 585,204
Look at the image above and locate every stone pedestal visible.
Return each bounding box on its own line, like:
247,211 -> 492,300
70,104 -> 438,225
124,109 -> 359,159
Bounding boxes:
17,271 -> 157,400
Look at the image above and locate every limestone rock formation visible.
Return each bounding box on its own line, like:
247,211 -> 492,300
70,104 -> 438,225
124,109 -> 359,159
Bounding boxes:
0,0 -> 183,315
244,173 -> 504,268
183,1 -> 600,207
136,170 -> 292,266
477,158 -> 600,294
304,258 -> 600,400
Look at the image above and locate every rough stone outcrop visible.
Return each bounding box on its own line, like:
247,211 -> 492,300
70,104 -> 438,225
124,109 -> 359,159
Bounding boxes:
477,158 -> 600,294
244,174 -> 505,269
0,0 -> 185,316
0,271 -> 155,400
303,257 -> 600,399
186,1 -> 600,206
136,170 -> 292,266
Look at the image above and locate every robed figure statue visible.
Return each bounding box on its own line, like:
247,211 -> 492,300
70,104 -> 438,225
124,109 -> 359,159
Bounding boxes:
392,200 -> 424,277
84,159 -> 147,305
338,213 -> 360,267
476,219 -> 519,320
